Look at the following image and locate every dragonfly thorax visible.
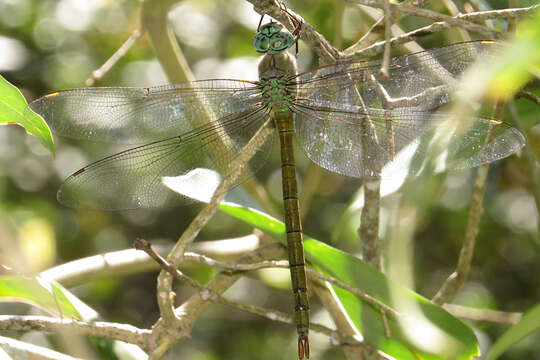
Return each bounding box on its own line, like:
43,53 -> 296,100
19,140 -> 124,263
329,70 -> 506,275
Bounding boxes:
258,53 -> 297,113
260,75 -> 292,113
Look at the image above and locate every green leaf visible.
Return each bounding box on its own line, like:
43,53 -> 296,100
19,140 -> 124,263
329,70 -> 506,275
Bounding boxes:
219,202 -> 479,360
0,75 -> 55,156
0,275 -> 80,318
485,302 -> 540,360
0,275 -> 147,359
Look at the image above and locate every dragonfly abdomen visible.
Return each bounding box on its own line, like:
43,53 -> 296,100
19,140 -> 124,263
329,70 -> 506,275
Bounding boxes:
275,110 -> 310,358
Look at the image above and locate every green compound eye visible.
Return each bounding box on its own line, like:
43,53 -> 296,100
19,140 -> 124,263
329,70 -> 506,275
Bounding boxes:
260,22 -> 283,37
253,22 -> 295,54
253,32 -> 270,53
267,31 -> 294,54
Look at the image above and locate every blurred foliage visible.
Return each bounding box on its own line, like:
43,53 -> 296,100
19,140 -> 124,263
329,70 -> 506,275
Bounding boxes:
0,0 -> 539,359
486,9 -> 540,101
486,302 -> 540,360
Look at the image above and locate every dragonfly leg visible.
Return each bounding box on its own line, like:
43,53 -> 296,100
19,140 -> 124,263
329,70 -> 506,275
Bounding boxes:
278,1 -> 303,55
257,13 -> 264,32
277,0 -> 301,32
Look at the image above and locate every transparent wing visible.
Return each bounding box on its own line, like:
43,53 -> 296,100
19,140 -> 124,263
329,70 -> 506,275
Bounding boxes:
291,41 -> 524,178
58,107 -> 274,210
293,102 -> 525,179
30,80 -> 262,144
294,41 -> 496,110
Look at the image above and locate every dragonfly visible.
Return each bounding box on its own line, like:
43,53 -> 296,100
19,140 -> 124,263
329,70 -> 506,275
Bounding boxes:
30,21 -> 525,359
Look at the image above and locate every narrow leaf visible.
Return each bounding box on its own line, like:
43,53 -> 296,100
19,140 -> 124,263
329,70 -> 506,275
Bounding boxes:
485,302 -> 540,360
0,276 -> 79,318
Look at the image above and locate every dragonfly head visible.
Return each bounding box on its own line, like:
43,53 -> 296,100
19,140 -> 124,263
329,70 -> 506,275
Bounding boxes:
253,22 -> 295,55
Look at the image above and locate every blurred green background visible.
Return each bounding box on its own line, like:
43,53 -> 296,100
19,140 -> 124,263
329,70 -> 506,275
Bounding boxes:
0,0 -> 539,359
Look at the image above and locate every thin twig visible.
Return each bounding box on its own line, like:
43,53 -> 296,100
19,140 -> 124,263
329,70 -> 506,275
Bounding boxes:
355,0 -> 433,50
309,281 -> 363,360
432,103 -> 504,304
359,182 -> 387,342
344,0 -> 501,36
516,90 -> 540,105
0,316 -> 151,349
309,282 -> 392,360
433,169 -> 490,303
41,232 -> 403,313
308,269 -> 400,318
390,3 -> 500,37
348,5 -> 539,59
354,15 -> 385,50
185,251 -> 287,271
40,245 -> 171,287
443,304 -> 522,324
440,0 -> 471,41
85,28 -> 143,86
458,4 -> 539,19
135,239 -> 206,289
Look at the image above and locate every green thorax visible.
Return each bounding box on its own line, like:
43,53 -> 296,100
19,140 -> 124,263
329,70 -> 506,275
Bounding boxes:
258,52 -> 297,115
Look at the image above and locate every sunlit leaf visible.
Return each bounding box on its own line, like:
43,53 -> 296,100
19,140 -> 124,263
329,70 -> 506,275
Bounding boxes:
486,8 -> 540,101
0,75 -> 54,156
0,275 -> 147,359
0,275 -> 79,318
